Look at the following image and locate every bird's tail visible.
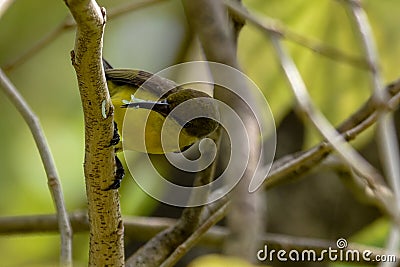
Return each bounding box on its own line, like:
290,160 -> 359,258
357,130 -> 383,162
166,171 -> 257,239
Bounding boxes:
102,57 -> 113,70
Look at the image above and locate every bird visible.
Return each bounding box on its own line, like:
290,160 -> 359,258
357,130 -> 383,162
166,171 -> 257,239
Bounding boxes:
103,59 -> 219,189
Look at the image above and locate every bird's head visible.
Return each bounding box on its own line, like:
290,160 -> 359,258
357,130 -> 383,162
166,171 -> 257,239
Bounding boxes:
122,89 -> 220,139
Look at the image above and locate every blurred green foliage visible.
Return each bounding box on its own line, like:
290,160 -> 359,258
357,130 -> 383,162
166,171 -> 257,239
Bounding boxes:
240,0 -> 400,146
0,0 -> 399,265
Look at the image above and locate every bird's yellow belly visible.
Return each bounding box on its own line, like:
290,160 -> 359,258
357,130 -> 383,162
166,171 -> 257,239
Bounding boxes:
109,82 -> 201,154
115,106 -> 197,154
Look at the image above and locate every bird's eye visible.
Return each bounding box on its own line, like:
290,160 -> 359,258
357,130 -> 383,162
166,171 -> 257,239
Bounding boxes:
183,121 -> 193,128
154,99 -> 170,116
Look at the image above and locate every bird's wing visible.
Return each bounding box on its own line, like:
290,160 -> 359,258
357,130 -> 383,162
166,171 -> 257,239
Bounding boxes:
105,69 -> 179,98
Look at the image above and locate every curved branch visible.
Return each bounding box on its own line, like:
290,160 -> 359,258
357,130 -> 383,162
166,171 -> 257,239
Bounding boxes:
0,70 -> 72,266
345,0 -> 400,261
265,79 -> 400,224
182,0 -> 263,261
223,0 -> 370,70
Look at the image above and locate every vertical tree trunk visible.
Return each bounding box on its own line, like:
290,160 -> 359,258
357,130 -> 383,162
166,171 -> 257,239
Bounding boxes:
63,0 -> 124,265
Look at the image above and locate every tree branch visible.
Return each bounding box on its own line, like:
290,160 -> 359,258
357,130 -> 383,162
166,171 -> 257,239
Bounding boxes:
221,0 -> 400,203
271,33 -> 391,207
182,0 -> 263,261
265,78 -> 400,223
0,69 -> 72,266
126,142 -> 220,266
180,72 -> 400,241
160,201 -> 229,267
63,0 -> 124,265
223,0 -> 370,70
0,212 -> 223,248
0,212 -> 397,265
344,0 -> 400,262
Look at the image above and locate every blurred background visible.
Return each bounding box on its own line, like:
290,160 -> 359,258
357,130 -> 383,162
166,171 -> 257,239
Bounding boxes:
1,0 -> 400,266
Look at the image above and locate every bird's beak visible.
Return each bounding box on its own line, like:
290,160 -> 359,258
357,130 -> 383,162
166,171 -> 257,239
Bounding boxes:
121,99 -> 169,117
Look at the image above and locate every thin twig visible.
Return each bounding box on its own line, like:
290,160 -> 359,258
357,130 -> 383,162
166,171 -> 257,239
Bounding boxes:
346,0 -> 400,208
160,202 -> 229,267
106,0 -> 168,19
0,69 -> 72,266
2,17 -> 73,72
3,0 -> 169,71
266,78 -> 400,186
269,36 -> 400,224
324,155 -> 395,212
344,0 -> 400,264
223,0 -> 370,70
270,35 -> 383,186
